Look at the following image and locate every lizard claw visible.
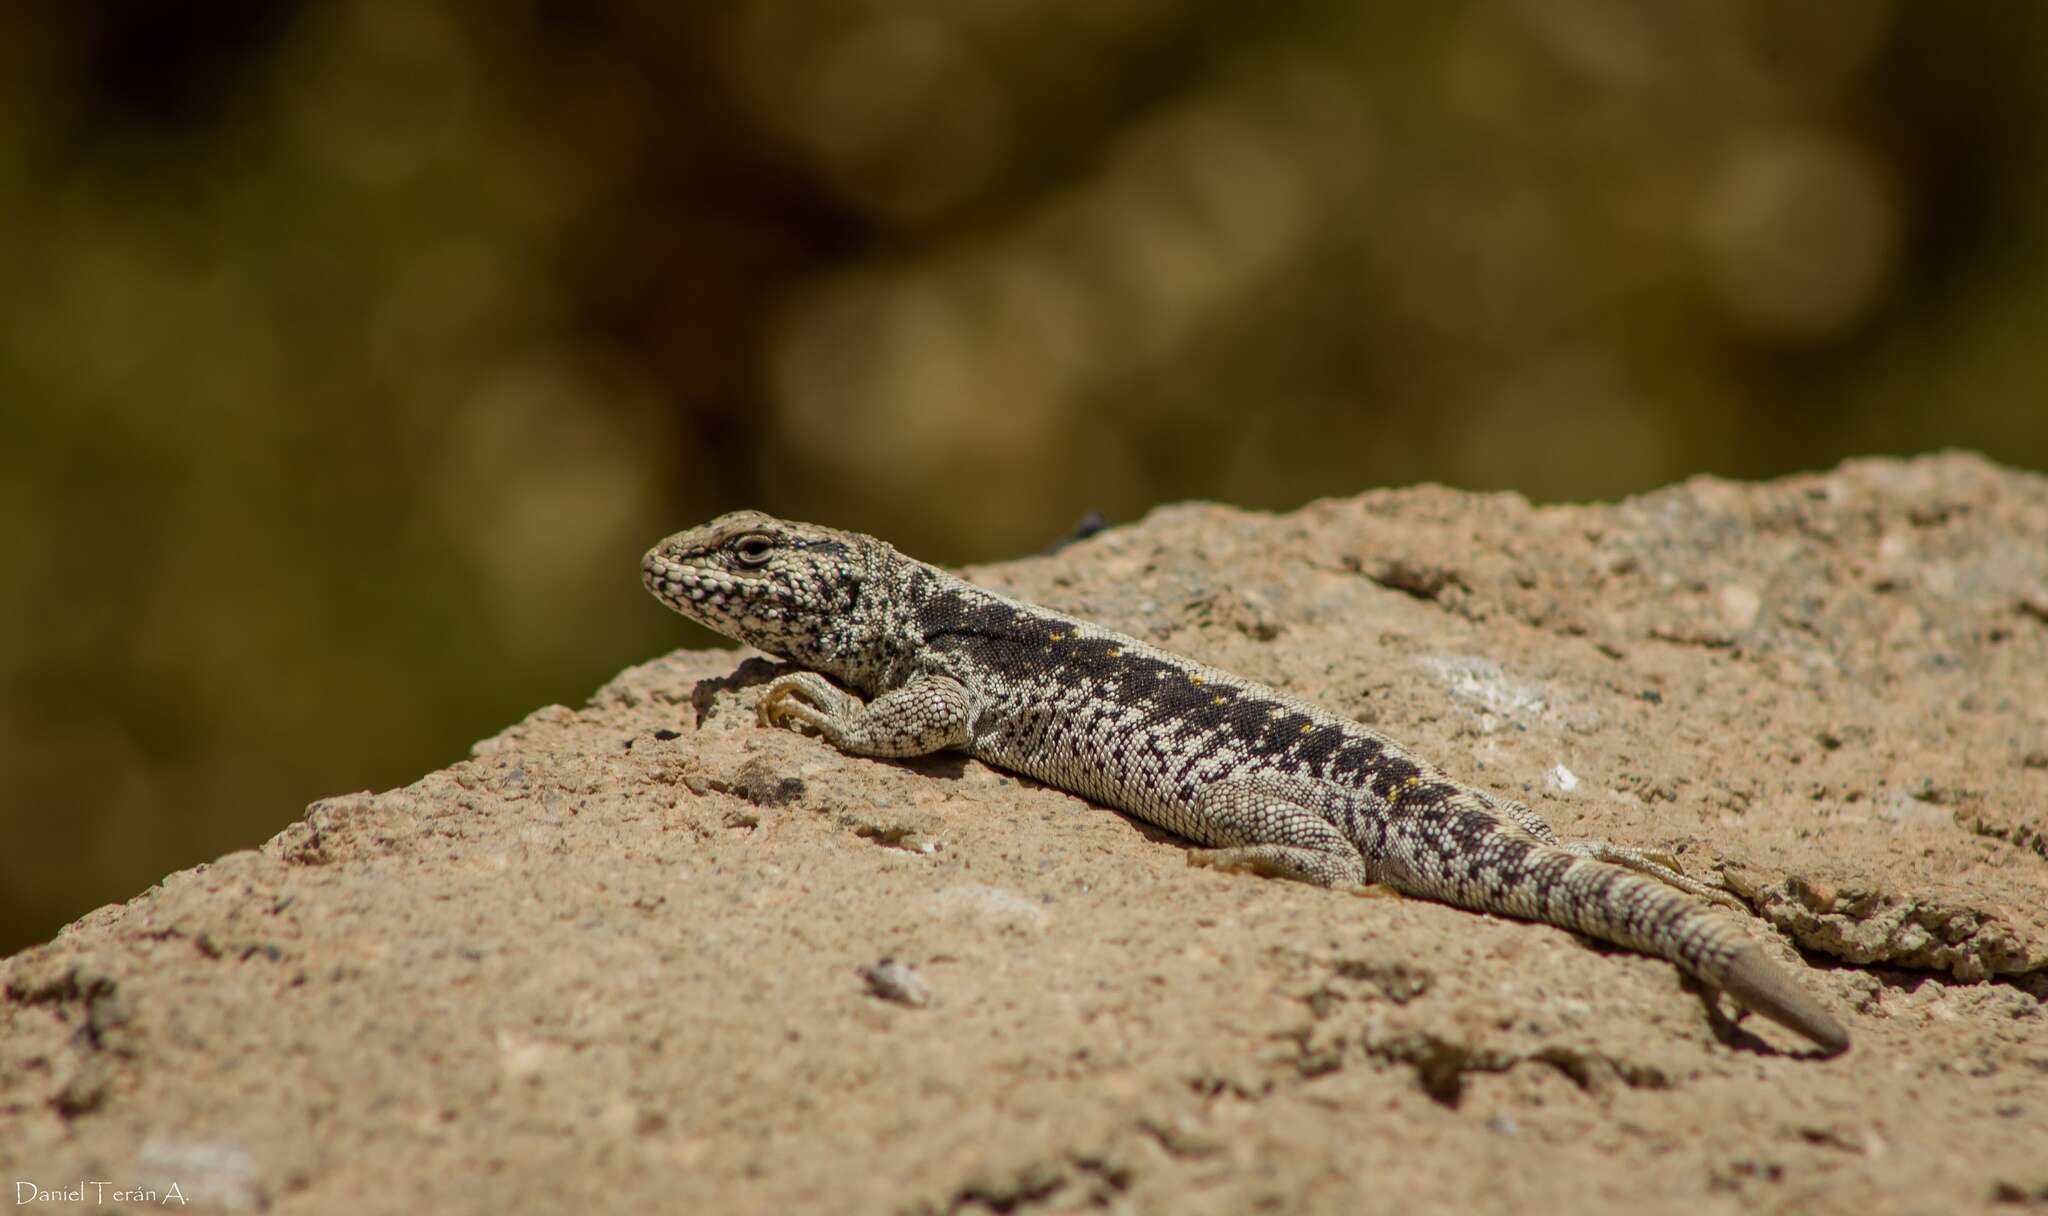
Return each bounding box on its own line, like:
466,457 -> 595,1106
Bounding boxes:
758,677 -> 823,732
757,683 -> 797,728
758,671 -> 863,739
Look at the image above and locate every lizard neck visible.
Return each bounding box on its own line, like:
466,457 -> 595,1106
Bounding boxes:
776,539 -> 927,696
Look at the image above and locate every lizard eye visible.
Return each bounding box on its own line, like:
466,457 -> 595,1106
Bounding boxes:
733,534 -> 775,566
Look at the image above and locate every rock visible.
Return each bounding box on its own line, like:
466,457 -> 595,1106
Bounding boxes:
3,454 -> 2044,1213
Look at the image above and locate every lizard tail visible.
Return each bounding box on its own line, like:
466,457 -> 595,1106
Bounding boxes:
1711,937 -> 1851,1055
1386,810 -> 1849,1053
1528,852 -> 1849,1054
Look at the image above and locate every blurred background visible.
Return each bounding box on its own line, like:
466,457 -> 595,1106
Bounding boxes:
3,1 -> 2045,953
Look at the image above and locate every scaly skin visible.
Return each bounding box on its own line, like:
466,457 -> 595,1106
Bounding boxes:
642,510 -> 1849,1054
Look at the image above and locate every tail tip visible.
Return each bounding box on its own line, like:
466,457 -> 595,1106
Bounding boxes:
1721,948 -> 1850,1056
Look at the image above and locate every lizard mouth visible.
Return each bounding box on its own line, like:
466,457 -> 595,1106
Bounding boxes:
642,549 -> 747,617
642,551 -> 702,607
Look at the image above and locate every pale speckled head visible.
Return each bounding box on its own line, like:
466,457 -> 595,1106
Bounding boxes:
642,511 -> 881,674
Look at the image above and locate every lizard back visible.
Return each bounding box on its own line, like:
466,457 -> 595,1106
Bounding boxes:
905,564 -> 1450,846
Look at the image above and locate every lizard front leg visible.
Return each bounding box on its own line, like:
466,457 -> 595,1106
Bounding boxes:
759,671 -> 973,757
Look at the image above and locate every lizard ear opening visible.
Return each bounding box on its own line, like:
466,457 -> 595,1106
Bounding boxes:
733,534 -> 775,566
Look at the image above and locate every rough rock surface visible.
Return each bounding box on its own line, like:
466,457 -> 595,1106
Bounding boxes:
5,454 -> 2046,1214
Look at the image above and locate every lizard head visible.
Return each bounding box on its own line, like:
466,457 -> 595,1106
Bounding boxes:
642,510 -> 875,668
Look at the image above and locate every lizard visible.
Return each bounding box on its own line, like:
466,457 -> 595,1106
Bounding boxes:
641,510 -> 1850,1054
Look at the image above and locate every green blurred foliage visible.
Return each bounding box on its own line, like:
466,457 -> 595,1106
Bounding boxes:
3,0 -> 2045,952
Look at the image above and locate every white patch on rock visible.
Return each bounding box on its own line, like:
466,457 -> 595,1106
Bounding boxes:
1417,655 -> 1549,731
137,1139 -> 264,1211
923,882 -> 1051,932
1719,584 -> 1761,632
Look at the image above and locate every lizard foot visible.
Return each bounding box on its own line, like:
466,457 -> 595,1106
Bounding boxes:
1186,844 -> 1372,889
758,672 -> 860,735
1562,841 -> 1746,912
1344,883 -> 1403,900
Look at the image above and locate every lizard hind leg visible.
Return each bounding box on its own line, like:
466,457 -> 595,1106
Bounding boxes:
1181,778 -> 1377,892
1491,796 -> 1565,844
1557,840 -> 1746,912
1494,793 -> 1746,912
